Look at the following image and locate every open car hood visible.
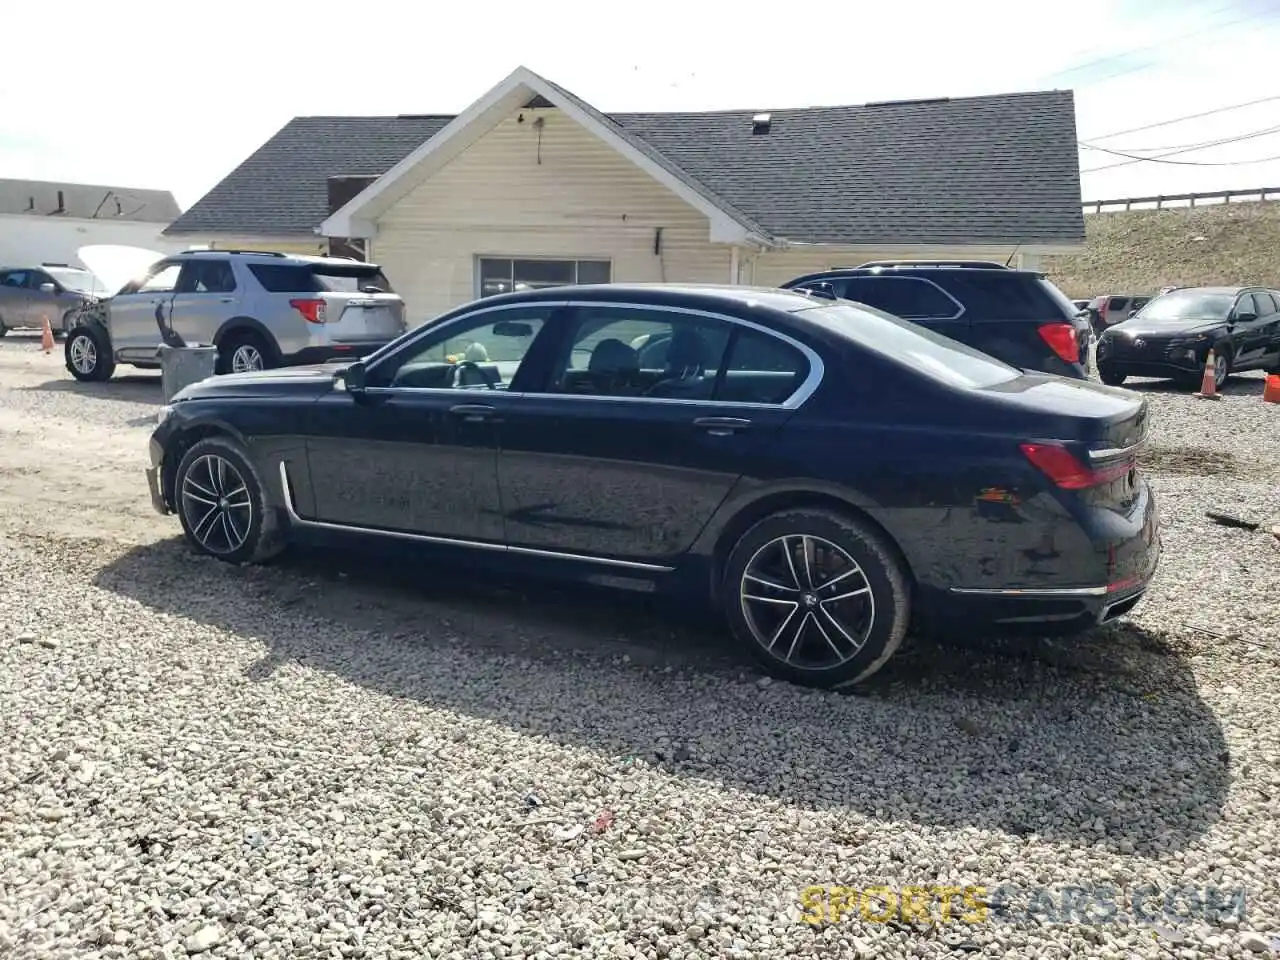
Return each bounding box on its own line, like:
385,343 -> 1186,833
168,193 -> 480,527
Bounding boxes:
76,244 -> 167,296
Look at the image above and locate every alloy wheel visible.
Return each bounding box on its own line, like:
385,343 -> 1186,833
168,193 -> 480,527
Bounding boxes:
69,334 -> 97,375
1215,355 -> 1229,388
181,454 -> 253,555
231,344 -> 264,372
739,534 -> 875,670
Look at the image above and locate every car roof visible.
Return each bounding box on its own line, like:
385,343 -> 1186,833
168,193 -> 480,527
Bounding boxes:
791,265 -> 1043,280
471,282 -> 825,314
174,250 -> 376,268
1157,286 -> 1247,295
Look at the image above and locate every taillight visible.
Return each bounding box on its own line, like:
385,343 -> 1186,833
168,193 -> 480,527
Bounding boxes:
1019,442 -> 1133,490
290,298 -> 327,324
1037,322 -> 1080,364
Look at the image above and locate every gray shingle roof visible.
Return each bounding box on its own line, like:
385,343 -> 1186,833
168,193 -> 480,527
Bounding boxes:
0,178 -> 180,223
166,89 -> 1084,246
165,116 -> 452,236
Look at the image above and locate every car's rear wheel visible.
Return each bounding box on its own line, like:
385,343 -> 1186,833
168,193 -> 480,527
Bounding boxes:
217,331 -> 275,375
0,315 -> 8,337
722,508 -> 911,688
1212,347 -> 1232,388
1098,364 -> 1127,386
65,325 -> 115,382
174,438 -> 286,565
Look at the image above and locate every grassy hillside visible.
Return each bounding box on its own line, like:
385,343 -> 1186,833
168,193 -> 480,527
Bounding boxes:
1043,200 -> 1280,299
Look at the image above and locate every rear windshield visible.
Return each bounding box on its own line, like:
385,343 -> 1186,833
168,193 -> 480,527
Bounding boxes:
249,263 -> 395,294
939,273 -> 1079,322
801,302 -> 1021,389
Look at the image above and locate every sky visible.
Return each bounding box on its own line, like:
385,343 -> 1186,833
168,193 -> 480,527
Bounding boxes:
3,0 -> 1280,212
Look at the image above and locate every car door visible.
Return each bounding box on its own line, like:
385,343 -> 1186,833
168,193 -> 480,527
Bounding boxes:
493,302 -> 814,564
1230,292 -> 1268,368
168,258 -> 239,346
108,260 -> 183,361
0,270 -> 34,328
1241,290 -> 1280,369
300,303 -> 562,542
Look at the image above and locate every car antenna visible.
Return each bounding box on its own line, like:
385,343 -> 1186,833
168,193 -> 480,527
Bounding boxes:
1005,244 -> 1020,268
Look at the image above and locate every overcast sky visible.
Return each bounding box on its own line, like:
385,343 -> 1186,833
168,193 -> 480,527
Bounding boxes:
3,0 -> 1279,211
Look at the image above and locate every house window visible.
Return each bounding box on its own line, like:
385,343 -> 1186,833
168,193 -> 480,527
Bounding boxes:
478,257 -> 611,297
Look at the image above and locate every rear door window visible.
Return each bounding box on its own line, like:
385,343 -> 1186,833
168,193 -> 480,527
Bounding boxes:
1252,291 -> 1277,314
837,277 -> 960,319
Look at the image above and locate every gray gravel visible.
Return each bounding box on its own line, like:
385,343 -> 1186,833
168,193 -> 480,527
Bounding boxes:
2,334 -> 1280,959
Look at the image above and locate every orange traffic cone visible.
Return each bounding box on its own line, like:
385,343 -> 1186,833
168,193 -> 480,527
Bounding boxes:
1194,351 -> 1221,400
1264,373 -> 1280,404
40,315 -> 54,354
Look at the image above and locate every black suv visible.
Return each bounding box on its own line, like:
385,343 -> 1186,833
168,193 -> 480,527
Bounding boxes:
781,261 -> 1089,379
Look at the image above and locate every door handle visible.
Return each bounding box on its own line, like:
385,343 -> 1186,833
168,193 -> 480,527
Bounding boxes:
449,403 -> 499,423
219,297 -> 234,303
693,416 -> 752,436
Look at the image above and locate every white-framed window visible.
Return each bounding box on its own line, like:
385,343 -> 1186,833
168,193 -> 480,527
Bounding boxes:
476,257 -> 611,298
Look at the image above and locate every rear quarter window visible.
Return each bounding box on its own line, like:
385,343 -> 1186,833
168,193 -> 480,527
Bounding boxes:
941,273 -> 1078,322
248,263 -> 396,294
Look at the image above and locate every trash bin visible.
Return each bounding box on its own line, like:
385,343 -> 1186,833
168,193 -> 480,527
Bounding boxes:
158,344 -> 218,403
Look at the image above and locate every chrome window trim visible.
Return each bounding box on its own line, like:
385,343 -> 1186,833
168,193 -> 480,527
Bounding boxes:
361,299 -> 825,411
277,461 -> 674,573
828,274 -> 966,322
948,586 -> 1108,597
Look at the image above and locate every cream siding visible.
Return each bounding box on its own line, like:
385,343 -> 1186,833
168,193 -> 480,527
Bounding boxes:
374,107 -> 732,324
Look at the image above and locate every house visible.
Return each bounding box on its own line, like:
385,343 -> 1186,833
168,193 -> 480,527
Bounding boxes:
0,178 -> 187,270
165,67 -> 1086,323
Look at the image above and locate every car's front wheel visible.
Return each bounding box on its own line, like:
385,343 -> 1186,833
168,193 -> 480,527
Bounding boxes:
64,326 -> 115,382
174,438 -> 287,565
722,508 -> 911,688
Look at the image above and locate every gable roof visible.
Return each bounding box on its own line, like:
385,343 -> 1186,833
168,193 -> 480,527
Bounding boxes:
167,69 -> 1085,249
0,177 -> 180,223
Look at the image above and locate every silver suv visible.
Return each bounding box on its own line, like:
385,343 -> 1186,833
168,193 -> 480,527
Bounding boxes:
0,264 -> 110,338
63,250 -> 408,382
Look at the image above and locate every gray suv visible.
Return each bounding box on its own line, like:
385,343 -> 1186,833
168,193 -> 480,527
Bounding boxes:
63,250 -> 408,382
0,264 -> 109,337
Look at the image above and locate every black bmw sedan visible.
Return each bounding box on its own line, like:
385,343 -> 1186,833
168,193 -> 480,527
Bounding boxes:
1096,286 -> 1280,387
146,284 -> 1160,688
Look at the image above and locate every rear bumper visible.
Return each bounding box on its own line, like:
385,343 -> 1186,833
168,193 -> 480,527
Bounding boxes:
283,342 -> 391,366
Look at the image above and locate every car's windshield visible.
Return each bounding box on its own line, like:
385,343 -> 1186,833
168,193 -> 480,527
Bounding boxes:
46,268 -> 106,296
801,302 -> 1021,389
1133,290 -> 1234,324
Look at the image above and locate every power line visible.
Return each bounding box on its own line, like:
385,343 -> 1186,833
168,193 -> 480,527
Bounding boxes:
1079,95 -> 1280,143
1081,126 -> 1280,172
1045,0 -> 1280,88
1080,122 -> 1280,157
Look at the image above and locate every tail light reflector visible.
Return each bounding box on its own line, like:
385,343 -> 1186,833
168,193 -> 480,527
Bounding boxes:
1038,322 -> 1080,364
1020,442 -> 1133,490
290,298 -> 327,324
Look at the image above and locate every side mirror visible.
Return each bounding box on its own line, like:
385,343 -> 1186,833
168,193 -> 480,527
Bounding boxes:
1233,311 -> 1257,323
39,282 -> 56,294
340,361 -> 367,393
800,282 -> 837,300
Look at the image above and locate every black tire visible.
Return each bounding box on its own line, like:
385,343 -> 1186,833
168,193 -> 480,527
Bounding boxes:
0,316 -> 8,337
64,325 -> 115,382
1098,364 -> 1127,386
217,330 -> 276,375
722,508 -> 911,688
1211,347 -> 1232,388
174,437 -> 287,565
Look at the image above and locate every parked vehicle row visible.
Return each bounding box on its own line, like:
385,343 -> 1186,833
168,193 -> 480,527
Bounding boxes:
63,249 -> 406,382
1096,285 -> 1280,387
0,263 -> 108,337
145,282 -> 1161,688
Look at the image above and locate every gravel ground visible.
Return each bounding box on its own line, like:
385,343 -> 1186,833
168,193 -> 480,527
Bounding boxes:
2,333 -> 1279,960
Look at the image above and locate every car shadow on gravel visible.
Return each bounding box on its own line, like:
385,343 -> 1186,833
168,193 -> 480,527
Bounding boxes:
19,376 -> 163,404
93,537 -> 1229,856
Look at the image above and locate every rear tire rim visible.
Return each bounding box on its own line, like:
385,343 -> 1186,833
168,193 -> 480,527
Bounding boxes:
739,534 -> 875,670
69,335 -> 97,374
181,454 -> 253,555
231,344 -> 263,373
